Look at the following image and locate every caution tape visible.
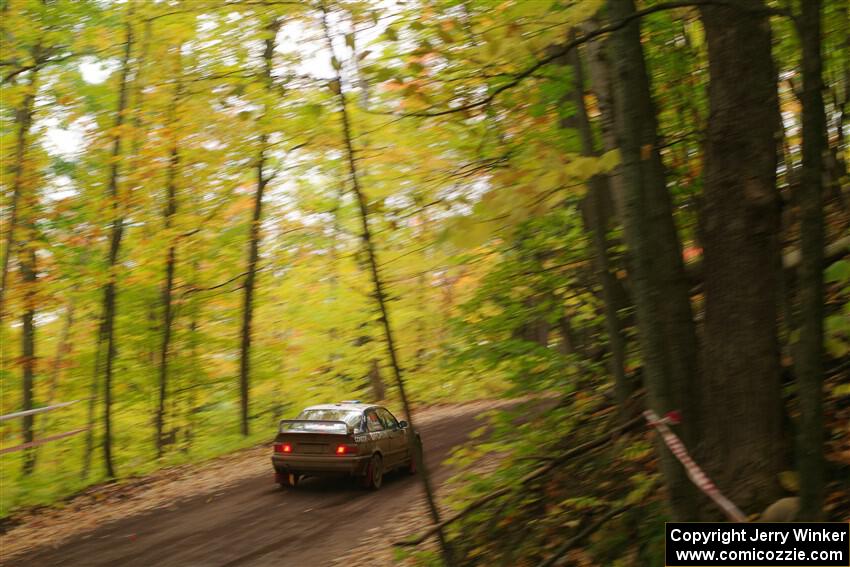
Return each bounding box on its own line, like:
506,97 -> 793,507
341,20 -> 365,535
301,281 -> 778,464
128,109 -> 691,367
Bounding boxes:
643,409 -> 747,522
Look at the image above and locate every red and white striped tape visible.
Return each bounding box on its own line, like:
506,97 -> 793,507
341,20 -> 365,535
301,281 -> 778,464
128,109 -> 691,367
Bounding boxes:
644,409 -> 747,522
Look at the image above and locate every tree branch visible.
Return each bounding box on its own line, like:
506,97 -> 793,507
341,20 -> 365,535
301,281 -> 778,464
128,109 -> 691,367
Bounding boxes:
395,411 -> 645,547
386,0 -> 791,118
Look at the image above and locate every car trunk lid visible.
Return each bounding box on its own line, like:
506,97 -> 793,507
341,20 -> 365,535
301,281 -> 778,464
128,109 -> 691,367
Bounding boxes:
274,420 -> 356,455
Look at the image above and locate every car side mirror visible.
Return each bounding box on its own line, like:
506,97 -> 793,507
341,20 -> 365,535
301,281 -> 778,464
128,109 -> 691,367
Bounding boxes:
398,420 -> 408,429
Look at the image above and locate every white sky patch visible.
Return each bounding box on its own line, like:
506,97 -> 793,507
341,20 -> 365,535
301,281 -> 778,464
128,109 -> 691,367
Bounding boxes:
79,56 -> 117,84
42,57 -> 111,157
43,118 -> 86,158
278,18 -> 335,80
281,2 -> 399,82
44,176 -> 77,202
198,14 -> 217,32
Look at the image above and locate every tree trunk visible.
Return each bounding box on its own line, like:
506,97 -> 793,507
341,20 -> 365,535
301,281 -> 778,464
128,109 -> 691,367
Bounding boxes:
186,257 -> 201,450
82,325 -> 103,479
606,0 -> 701,520
320,8 -> 454,565
796,0 -> 827,521
582,23 -> 634,322
368,358 -> 385,401
96,16 -> 134,479
568,36 -> 631,411
0,56 -> 39,323
239,19 -> 280,437
19,239 -> 37,475
156,54 -> 183,457
557,314 -> 577,356
698,0 -> 784,515
81,11 -> 144,476
582,23 -> 624,220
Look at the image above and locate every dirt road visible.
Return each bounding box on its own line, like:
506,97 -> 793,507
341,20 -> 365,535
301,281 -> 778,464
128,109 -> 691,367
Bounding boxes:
6,402 -> 501,567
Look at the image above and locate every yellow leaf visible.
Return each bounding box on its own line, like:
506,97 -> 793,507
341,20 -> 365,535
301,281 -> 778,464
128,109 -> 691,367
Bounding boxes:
599,149 -> 621,172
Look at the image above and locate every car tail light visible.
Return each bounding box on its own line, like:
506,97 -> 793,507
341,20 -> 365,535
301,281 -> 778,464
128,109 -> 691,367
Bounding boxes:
274,443 -> 292,453
335,444 -> 357,455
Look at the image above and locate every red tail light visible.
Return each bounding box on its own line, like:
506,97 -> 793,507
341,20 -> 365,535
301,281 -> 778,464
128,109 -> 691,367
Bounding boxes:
274,443 -> 292,453
335,444 -> 357,455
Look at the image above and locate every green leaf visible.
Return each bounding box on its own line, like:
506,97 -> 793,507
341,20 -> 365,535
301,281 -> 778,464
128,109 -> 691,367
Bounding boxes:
825,313 -> 850,334
383,26 -> 398,41
825,259 -> 850,284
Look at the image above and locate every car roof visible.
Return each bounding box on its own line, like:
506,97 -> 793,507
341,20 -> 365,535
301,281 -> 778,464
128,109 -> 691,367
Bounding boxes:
301,402 -> 378,413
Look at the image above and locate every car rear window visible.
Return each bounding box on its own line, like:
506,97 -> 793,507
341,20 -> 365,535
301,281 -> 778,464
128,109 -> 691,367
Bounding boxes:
280,409 -> 363,432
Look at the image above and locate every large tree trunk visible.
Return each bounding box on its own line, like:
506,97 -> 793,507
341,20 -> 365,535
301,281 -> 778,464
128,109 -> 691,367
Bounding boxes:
156,54 -> 183,457
606,0 -> 701,520
96,16 -> 134,478
698,0 -> 784,515
567,36 -> 631,412
239,19 -> 279,437
796,0 -> 827,521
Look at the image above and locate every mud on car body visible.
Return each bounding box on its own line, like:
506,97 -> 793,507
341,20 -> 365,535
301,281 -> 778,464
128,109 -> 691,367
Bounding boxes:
271,401 -> 421,489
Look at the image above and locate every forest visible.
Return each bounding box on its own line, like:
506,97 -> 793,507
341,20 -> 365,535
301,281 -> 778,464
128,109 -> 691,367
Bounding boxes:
1,0 -> 849,565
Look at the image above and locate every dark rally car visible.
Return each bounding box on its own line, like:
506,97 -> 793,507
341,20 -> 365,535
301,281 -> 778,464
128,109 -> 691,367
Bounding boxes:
271,401 -> 421,489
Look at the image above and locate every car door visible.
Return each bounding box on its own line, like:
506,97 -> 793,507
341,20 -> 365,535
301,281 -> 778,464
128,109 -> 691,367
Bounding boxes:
364,409 -> 390,463
377,408 -> 405,467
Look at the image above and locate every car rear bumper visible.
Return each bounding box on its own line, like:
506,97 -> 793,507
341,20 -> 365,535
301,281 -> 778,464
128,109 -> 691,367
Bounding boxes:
271,454 -> 371,476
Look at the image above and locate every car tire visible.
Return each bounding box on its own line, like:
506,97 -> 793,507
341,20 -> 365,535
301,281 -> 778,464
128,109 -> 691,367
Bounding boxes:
279,472 -> 299,489
362,454 -> 383,490
407,438 -> 423,475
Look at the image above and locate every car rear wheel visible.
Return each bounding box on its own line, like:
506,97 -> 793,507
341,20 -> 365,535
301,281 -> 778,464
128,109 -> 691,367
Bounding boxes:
407,437 -> 423,475
362,454 -> 383,490
278,472 -> 300,489
404,451 -> 422,475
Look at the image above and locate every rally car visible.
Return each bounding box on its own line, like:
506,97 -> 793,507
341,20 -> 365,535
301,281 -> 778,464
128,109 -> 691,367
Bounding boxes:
271,401 -> 421,489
